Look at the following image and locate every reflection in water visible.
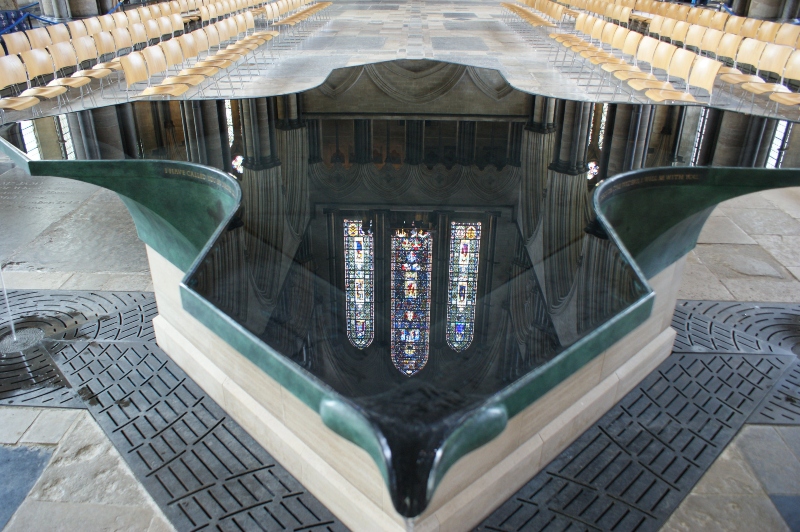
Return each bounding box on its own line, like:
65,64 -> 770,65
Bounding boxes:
446,222 -> 480,352
344,219 -> 374,350
391,227 -> 433,376
7,60 -> 661,517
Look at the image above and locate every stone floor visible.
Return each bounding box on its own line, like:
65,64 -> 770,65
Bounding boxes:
0,407 -> 173,531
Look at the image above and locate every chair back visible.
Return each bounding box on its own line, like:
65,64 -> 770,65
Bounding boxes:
0,54 -> 30,90
170,13 -> 185,32
99,14 -> 116,31
696,9 -> 713,28
648,15 -> 664,36
130,23 -> 148,49
142,45 -> 169,76
659,18 -> 678,40
671,21 -> 691,44
67,20 -> 88,39
84,17 -> 103,35
145,19 -> 162,41
111,27 -> 133,53
160,39 -> 185,67
709,11 -> 728,31
775,23 -> 800,47
735,37 -> 767,69
127,9 -> 142,24
651,41 -> 678,71
25,28 -> 52,50
739,17 -> 762,38
715,32 -> 743,61
47,24 -> 71,44
3,32 -> 31,55
46,41 -> 79,72
635,35 -> 660,64
781,49 -> 800,83
73,35 -> 99,64
756,21 -> 781,43
666,47 -> 696,82
684,24 -> 706,50
21,48 -> 55,80
120,51 -> 148,86
158,16 -> 173,37
620,29 -> 642,56
757,43 -> 793,77
688,55 -> 722,94
93,31 -> 117,59
687,7 -> 702,24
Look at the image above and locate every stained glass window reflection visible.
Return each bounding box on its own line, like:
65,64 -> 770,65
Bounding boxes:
391,228 -> 432,376
344,219 -> 374,349
446,222 -> 481,351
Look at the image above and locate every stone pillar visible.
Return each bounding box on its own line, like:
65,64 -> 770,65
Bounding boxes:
33,116 -> 62,160
41,0 -> 71,20
68,0 -> 99,17
92,105 -> 125,159
507,122 -> 524,167
519,95 -> 557,242
116,103 -> 140,159
712,111 -> 750,166
455,121 -> 476,166
239,97 -> 280,170
67,110 -> 100,160
405,120 -> 424,165
353,119 -> 372,164
549,100 -> 591,175
307,119 -> 323,164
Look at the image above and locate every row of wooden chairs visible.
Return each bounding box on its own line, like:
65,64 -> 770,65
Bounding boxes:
503,1 -> 565,29
1,0 -> 315,56
120,21 -> 274,97
0,0 -> 324,120
647,15 -> 800,49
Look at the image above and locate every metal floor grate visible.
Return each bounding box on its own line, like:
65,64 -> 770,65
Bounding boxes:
0,290 -> 346,531
479,353 -> 794,531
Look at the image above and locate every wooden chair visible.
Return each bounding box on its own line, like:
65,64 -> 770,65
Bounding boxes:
775,23 -> 800,48
120,50 -> 189,97
137,6 -> 153,22
720,43 -> 793,90
684,24 -> 706,52
658,18 -> 678,42
0,55 -> 41,121
144,19 -> 163,45
709,11 -> 729,31
24,28 -> 52,50
741,49 -> 800,103
142,45 -> 207,89
83,17 -> 104,36
111,27 -> 134,57
159,39 -> 219,93
756,21 -> 781,43
129,23 -> 148,51
112,11 -> 129,29
699,28 -> 724,57
3,32 -> 31,55
628,47 -> 696,92
739,18 -> 763,38
66,20 -> 88,39
92,31 -> 124,70
44,42 -> 95,104
157,16 -> 174,40
614,40 -> 677,83
646,55 -> 723,102
47,24 -> 71,44
127,9 -> 142,25
99,14 -> 117,32
687,7 -> 703,25
60,38 -> 114,83
696,9 -> 714,28
724,16 -> 745,35
170,13 -> 186,36
715,33 -> 745,69
18,49 -> 69,105
671,21 -> 691,46
648,15 -> 664,38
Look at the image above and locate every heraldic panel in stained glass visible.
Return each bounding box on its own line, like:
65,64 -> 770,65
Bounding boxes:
391,228 -> 433,376
446,222 -> 481,351
344,219 -> 374,349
